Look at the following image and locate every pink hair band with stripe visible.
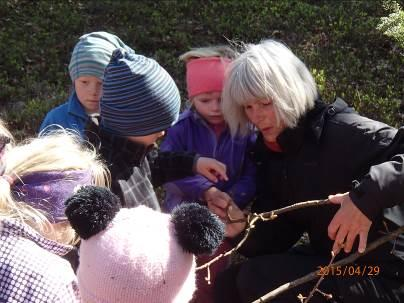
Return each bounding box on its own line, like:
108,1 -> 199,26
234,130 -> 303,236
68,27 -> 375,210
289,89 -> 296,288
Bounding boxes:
186,57 -> 231,99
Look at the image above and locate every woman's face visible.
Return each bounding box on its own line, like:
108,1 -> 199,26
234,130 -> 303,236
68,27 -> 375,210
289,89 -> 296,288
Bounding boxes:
243,99 -> 286,143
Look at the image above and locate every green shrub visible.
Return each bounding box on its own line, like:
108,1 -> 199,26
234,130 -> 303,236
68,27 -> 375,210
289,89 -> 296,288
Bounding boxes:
1,0 -> 402,137
378,0 -> 404,48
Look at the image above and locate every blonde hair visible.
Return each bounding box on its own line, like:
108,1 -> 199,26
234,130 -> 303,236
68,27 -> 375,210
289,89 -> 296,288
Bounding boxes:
0,119 -> 13,141
0,118 -> 14,151
179,45 -> 238,62
0,130 -> 110,244
222,39 -> 319,136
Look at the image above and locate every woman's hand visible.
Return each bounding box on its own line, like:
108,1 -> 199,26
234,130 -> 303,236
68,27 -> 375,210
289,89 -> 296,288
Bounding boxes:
195,157 -> 228,182
328,192 -> 372,254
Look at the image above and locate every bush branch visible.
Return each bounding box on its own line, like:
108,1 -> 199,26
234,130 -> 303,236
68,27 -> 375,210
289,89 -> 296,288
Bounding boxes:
196,199 -> 330,272
251,225 -> 404,303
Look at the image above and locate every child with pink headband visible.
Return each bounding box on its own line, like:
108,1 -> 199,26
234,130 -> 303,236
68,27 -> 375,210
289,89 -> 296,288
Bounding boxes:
160,45 -> 256,302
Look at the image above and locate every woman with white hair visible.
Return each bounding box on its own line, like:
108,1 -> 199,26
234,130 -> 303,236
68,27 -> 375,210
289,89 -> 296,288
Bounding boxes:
211,40 -> 404,302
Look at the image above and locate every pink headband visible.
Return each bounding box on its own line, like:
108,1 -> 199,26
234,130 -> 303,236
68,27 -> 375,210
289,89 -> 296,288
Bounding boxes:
186,57 -> 231,99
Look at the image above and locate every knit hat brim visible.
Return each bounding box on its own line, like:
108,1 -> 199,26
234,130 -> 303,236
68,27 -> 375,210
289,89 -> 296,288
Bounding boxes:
68,31 -> 135,82
100,48 -> 180,136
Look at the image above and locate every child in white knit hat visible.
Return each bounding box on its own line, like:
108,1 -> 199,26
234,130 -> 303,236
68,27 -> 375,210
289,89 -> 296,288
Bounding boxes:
65,186 -> 225,303
39,31 -> 135,137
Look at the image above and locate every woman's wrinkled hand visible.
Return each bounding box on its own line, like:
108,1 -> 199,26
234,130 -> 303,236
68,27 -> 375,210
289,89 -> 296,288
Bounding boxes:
328,192 -> 372,254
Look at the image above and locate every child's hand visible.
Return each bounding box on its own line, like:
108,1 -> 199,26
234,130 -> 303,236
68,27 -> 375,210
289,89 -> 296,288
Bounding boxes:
203,187 -> 232,218
225,203 -> 247,238
196,157 -> 228,182
204,188 -> 246,238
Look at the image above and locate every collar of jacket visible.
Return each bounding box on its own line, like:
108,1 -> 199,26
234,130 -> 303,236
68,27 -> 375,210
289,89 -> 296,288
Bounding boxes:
188,108 -> 230,135
252,100 -> 332,157
67,91 -> 88,120
0,219 -> 73,256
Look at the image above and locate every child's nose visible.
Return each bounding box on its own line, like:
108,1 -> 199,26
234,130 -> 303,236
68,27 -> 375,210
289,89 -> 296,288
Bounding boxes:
211,100 -> 221,111
90,84 -> 102,96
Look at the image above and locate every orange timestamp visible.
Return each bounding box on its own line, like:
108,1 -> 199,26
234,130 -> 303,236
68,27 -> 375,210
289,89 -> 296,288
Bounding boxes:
317,265 -> 380,277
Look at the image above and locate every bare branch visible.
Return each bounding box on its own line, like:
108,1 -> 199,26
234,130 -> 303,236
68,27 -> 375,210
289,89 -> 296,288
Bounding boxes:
251,225 -> 404,303
196,199 -> 331,285
259,199 -> 330,220
303,252 -> 336,303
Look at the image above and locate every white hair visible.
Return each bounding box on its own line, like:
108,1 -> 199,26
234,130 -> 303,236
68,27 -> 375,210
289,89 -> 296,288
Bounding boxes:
222,39 -> 319,136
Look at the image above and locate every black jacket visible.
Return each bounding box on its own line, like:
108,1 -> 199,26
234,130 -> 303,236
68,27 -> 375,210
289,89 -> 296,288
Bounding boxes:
239,98 -> 404,277
86,120 -> 197,211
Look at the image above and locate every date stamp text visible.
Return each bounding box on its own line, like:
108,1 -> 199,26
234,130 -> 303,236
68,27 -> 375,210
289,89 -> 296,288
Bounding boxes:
317,265 -> 380,277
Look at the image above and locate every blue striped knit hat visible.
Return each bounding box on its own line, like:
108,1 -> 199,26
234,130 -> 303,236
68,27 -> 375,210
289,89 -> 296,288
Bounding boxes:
100,48 -> 181,136
68,31 -> 134,82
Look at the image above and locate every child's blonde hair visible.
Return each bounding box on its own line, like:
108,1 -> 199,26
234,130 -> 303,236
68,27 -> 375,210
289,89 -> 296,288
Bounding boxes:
179,45 -> 238,62
0,130 -> 110,244
0,118 -> 14,152
0,119 -> 13,142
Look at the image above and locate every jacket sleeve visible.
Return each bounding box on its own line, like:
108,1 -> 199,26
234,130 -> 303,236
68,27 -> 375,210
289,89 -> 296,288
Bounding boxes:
228,137 -> 256,209
158,125 -> 215,200
349,127 -> 404,221
149,150 -> 199,187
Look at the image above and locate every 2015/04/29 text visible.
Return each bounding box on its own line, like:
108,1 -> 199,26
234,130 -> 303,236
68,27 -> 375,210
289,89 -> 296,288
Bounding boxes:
317,265 -> 380,277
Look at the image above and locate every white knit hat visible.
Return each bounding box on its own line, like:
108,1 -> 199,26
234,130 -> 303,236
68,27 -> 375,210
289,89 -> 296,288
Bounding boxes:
68,31 -> 134,82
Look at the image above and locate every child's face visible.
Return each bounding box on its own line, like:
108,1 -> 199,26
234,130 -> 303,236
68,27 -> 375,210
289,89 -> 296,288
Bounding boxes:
192,92 -> 224,126
128,130 -> 165,147
74,76 -> 103,114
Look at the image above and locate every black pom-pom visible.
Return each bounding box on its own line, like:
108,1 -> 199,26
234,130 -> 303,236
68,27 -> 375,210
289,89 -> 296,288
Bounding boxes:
64,186 -> 121,239
171,203 -> 225,255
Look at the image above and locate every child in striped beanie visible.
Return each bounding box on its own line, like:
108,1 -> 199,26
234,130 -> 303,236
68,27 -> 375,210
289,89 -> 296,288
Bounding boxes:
39,31 -> 135,137
85,48 -> 228,211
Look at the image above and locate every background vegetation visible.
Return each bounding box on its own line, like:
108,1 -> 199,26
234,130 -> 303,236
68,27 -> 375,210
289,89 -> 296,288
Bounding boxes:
0,0 -> 403,138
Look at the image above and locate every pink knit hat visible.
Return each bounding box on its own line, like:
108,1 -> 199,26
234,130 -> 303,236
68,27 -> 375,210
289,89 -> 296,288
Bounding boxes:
186,57 -> 231,99
65,186 -> 225,303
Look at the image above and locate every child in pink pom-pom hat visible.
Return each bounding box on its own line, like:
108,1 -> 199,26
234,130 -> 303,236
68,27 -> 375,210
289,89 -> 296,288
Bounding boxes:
65,186 -> 225,303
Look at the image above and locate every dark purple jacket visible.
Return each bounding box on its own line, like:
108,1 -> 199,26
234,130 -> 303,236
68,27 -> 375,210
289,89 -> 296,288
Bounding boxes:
160,109 -> 256,211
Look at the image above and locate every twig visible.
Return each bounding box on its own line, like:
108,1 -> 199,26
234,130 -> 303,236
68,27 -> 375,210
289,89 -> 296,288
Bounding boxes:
196,199 -> 330,271
302,252 -> 336,303
258,199 -> 330,220
251,225 -> 404,303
